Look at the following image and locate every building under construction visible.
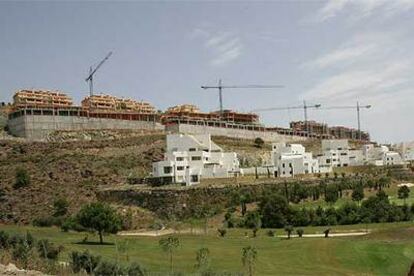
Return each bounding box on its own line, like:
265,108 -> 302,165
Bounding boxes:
162,104 -> 260,125
290,120 -> 370,141
6,90 -> 371,142
8,89 -> 162,140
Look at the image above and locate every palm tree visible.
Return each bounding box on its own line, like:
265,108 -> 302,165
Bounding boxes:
242,246 -> 258,276
159,236 -> 180,273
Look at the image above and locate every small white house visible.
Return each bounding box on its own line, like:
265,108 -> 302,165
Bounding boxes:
405,148 -> 414,162
152,134 -> 240,185
383,151 -> 403,166
363,144 -> 403,166
272,143 -> 320,177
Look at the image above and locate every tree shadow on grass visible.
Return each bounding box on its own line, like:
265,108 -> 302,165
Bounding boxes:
73,241 -> 115,246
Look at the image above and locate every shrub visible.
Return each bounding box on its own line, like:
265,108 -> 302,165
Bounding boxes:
254,137 -> 265,148
296,229 -> 304,237
37,239 -> 62,260
33,216 -> 63,227
217,228 -> 227,237
0,230 -> 10,249
126,263 -> 146,276
70,250 -> 101,274
61,216 -> 86,232
266,230 -> 275,237
13,168 -> 30,189
53,198 -> 69,217
93,260 -> 124,275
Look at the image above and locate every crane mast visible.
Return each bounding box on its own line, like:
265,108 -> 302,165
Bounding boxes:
85,51 -> 113,97
201,79 -> 284,119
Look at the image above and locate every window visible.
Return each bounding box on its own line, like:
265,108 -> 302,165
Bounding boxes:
326,159 -> 331,164
177,166 -> 184,171
191,156 -> 202,161
282,163 -> 285,168
189,148 -> 196,152
289,163 -> 292,168
176,157 -> 184,161
340,153 -> 347,156
191,175 -> 199,182
163,166 -> 172,174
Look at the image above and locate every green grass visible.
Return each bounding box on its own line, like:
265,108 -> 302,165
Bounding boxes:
292,182 -> 414,210
2,222 -> 414,275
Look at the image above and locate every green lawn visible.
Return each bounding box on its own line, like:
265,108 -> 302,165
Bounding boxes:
292,182 -> 414,209
2,222 -> 414,275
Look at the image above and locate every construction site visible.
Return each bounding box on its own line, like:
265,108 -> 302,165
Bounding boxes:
3,88 -> 371,142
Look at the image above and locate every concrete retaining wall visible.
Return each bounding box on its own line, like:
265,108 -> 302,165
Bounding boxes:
166,123 -> 307,142
8,115 -> 165,140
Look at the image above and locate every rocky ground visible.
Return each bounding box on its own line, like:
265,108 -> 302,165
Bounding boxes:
0,264 -> 46,276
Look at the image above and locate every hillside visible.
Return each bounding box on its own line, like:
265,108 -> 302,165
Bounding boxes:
0,133 -> 165,224
0,133 -> 272,224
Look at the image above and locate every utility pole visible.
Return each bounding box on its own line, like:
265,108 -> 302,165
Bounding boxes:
201,79 -> 283,119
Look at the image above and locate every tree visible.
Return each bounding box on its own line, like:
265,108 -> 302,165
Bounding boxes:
325,185 -> 339,205
195,247 -> 210,271
351,185 -> 364,205
53,198 -> 69,217
398,185 -> 410,204
13,168 -> 30,189
159,236 -> 180,273
324,228 -> 330,238
296,229 -> 304,237
259,193 -> 290,228
254,137 -> 264,148
284,225 -> 294,239
76,202 -> 121,244
242,246 -> 257,276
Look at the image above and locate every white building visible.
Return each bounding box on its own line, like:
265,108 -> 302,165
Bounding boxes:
363,144 -> 403,166
271,143 -> 320,177
404,148 -> 414,162
152,134 -> 240,185
383,151 -> 403,166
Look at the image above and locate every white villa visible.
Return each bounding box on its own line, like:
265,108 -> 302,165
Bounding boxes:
270,139 -> 405,178
363,144 -> 403,166
152,134 -> 240,185
271,143 -> 320,177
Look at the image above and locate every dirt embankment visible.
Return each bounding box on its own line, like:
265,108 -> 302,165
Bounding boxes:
0,134 -> 165,224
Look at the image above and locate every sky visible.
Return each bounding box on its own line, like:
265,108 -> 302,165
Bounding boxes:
0,0 -> 413,143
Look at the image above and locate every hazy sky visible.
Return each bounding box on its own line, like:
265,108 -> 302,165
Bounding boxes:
1,1 -> 413,143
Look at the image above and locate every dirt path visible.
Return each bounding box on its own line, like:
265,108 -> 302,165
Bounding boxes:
118,229 -> 369,237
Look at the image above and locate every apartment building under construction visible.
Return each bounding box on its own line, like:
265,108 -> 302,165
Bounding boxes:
290,120 -> 370,141
7,89 -> 162,140
81,94 -> 156,114
162,104 -> 259,125
13,89 -> 73,108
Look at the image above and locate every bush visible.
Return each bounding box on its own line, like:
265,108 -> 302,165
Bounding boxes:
53,198 -> 69,217
266,230 -> 275,237
254,137 -> 265,148
70,250 -> 101,274
61,216 -> 86,232
0,230 -> 10,249
296,229 -> 304,237
13,168 -> 30,189
217,228 -> 227,237
93,260 -> 124,275
33,216 -> 63,227
37,239 -> 62,260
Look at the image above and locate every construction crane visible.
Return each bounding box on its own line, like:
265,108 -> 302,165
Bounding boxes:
252,101 -> 321,136
85,52 -> 113,97
320,101 -> 371,140
201,79 -> 284,118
